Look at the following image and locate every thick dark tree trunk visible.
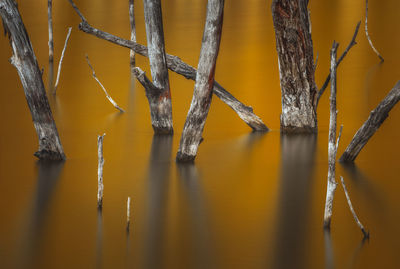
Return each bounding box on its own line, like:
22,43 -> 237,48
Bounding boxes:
176,0 -> 224,162
339,81 -> 400,163
272,0 -> 318,133
142,0 -> 173,134
0,0 -> 65,160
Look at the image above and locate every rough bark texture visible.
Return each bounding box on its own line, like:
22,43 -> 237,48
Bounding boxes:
129,0 -> 136,68
142,0 -> 173,134
0,0 -> 65,160
323,42 -> 339,229
48,0 -> 53,63
66,0 -> 267,131
339,80 -> 400,162
176,0 -> 224,162
272,0 -> 318,133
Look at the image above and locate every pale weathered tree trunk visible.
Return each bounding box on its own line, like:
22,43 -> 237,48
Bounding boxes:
142,0 -> 173,134
48,0 -> 53,63
272,0 -> 318,133
0,0 -> 65,160
129,0 -> 136,69
176,0 -> 224,162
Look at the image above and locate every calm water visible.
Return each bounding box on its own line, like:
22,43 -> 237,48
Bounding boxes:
1,0 -> 400,268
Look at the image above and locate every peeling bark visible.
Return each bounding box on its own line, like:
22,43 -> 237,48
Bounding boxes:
176,0 -> 224,162
0,0 -> 65,160
66,0 -> 268,131
142,0 -> 173,134
323,42 -> 339,229
272,0 -> 317,133
339,81 -> 400,163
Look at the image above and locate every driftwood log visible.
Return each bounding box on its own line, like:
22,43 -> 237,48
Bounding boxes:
272,0 -> 318,133
339,80 -> 400,162
0,0 -> 65,160
142,0 -> 173,134
323,42 -> 339,229
66,0 -> 268,132
176,0 -> 224,162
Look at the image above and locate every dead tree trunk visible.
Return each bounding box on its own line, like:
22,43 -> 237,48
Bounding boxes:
142,0 -> 173,134
66,0 -> 268,132
272,0 -> 318,133
339,81 -> 400,163
176,0 -> 224,162
129,0 -> 136,69
0,0 -> 65,160
323,42 -> 339,229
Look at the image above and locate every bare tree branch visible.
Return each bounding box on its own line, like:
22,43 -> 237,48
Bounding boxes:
54,27 -> 72,94
85,55 -> 125,113
365,0 -> 384,62
340,176 -> 369,238
316,22 -> 361,107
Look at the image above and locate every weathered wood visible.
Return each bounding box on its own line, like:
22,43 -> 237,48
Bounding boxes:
365,0 -> 384,62
48,0 -> 53,63
0,0 -> 65,160
86,55 -> 125,113
129,0 -> 136,68
126,196 -> 131,232
339,81 -> 400,162
176,0 -> 224,162
142,0 -> 173,134
272,0 -> 317,133
97,133 -> 105,209
54,27 -> 72,94
323,42 -> 339,229
340,176 -> 369,238
316,22 -> 361,106
66,0 -> 268,132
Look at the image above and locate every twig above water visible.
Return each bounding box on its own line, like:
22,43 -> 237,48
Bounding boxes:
54,27 -> 72,94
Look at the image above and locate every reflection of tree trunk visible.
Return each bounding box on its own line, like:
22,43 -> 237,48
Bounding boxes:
272,134 -> 316,269
272,0 -> 317,133
177,164 -> 214,269
142,0 -> 173,134
0,0 -> 65,160
18,160 -> 64,268
324,230 -> 335,269
176,0 -> 225,162
144,135 -> 172,269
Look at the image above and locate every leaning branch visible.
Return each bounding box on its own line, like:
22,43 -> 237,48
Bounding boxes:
54,27 -> 72,94
340,176 -> 369,238
316,22 -> 361,106
365,0 -> 384,62
85,55 -> 125,113
339,80 -> 400,162
66,0 -> 268,131
323,41 -> 339,230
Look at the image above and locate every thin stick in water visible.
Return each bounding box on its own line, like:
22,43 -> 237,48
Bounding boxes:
340,176 -> 369,238
85,55 -> 125,113
54,27 -> 72,94
97,133 -> 105,209
365,0 -> 384,62
48,0 -> 53,63
126,196 -> 131,232
129,0 -> 136,68
323,41 -> 339,230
